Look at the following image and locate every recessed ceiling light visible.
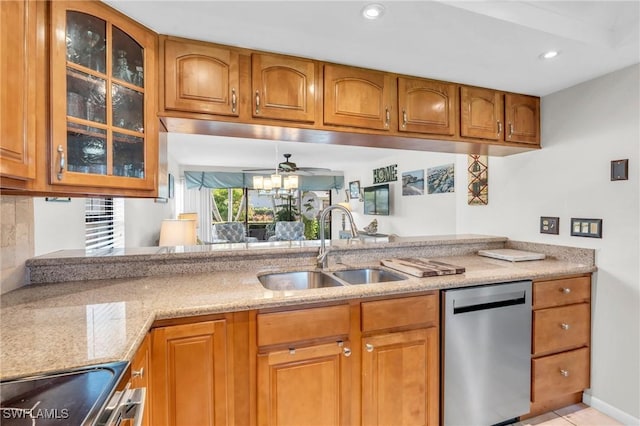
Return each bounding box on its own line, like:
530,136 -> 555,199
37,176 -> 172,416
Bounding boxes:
540,50 -> 560,60
362,3 -> 385,20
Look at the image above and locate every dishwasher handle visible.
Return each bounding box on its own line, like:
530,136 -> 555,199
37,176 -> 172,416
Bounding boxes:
453,290 -> 527,314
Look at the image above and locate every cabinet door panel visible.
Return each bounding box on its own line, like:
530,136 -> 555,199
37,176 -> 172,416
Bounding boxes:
257,342 -> 351,426
0,0 -> 36,180
324,64 -> 392,130
362,328 -> 439,426
398,78 -> 456,135
505,93 -> 540,144
533,276 -> 590,310
252,53 -> 315,123
164,39 -> 239,116
151,320 -> 230,426
50,1 -> 157,192
460,86 -> 502,140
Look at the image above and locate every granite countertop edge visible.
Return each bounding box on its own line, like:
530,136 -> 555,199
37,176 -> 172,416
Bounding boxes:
0,252 -> 596,380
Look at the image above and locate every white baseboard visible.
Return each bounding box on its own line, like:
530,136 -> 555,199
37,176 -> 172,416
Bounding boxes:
583,393 -> 640,425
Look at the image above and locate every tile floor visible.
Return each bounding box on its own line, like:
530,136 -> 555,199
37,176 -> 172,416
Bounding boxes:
516,404 -> 623,426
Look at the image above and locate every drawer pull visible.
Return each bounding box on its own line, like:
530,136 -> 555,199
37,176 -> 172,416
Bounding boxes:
365,343 -> 374,353
131,368 -> 144,378
560,323 -> 571,330
560,287 -> 572,294
343,347 -> 352,357
560,369 -> 570,377
289,348 -> 295,355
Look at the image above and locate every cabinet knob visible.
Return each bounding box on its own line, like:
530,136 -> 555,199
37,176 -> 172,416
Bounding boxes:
56,145 -> 65,181
231,88 -> 237,113
131,368 -> 144,378
560,369 -> 570,377
365,343 -> 374,353
343,347 -> 352,357
255,90 -> 260,114
560,323 -> 570,330
560,287 -> 572,294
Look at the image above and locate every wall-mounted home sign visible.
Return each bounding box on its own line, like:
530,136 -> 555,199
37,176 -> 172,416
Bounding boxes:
373,164 -> 397,183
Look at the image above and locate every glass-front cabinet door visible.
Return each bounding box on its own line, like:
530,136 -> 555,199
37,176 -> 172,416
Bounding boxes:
50,1 -> 157,193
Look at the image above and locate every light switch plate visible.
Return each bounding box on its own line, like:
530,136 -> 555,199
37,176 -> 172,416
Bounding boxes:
571,218 -> 602,238
540,217 -> 559,234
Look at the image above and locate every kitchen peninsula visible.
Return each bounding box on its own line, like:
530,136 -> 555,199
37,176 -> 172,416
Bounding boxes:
1,235 -> 595,424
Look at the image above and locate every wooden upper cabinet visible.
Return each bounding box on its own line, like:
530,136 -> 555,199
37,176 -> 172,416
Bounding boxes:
460,86 -> 503,141
505,93 -> 540,144
324,64 -> 393,131
163,37 -> 239,116
50,1 -> 158,192
398,77 -> 456,136
151,320 -> 232,426
0,0 -> 37,181
251,53 -> 316,123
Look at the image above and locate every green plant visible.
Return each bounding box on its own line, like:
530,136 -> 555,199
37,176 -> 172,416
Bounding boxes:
274,195 -> 299,221
302,216 -> 319,240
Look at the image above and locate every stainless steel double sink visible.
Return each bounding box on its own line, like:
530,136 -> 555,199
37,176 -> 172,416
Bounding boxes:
257,268 -> 408,291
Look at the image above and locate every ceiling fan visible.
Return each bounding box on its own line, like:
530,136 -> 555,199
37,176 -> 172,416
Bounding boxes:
243,154 -> 332,176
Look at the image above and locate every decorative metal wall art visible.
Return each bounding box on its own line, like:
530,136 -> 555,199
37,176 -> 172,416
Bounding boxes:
467,155 -> 488,205
373,164 -> 397,183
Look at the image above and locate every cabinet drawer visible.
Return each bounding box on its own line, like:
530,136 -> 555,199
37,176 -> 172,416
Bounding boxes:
533,276 -> 590,309
361,294 -> 437,332
532,347 -> 589,402
257,305 -> 350,347
533,303 -> 590,355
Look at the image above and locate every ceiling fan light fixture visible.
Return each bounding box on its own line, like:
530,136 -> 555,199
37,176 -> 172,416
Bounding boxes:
284,175 -> 299,190
263,179 -> 273,191
362,3 -> 385,20
271,173 -> 282,189
539,50 -> 559,60
253,175 -> 264,190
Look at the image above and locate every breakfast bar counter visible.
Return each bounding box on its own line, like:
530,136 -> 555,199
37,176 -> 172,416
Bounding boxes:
1,235 -> 595,379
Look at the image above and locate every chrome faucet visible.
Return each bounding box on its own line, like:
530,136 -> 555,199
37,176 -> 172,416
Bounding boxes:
317,204 -> 359,268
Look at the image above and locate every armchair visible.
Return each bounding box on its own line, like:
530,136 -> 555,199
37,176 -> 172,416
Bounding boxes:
213,222 -> 258,243
268,221 -> 305,241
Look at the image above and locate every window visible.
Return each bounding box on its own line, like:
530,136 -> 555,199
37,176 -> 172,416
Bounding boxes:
85,198 -> 124,250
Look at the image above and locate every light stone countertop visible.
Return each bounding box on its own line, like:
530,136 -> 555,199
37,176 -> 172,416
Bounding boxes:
1,252 -> 595,380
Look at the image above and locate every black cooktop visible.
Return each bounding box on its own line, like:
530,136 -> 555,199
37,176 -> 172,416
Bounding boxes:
0,361 -> 127,426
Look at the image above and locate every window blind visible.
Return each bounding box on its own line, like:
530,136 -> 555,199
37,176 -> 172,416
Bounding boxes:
85,198 -> 125,250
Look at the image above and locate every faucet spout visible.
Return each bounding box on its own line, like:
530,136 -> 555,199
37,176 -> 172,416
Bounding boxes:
317,204 -> 358,269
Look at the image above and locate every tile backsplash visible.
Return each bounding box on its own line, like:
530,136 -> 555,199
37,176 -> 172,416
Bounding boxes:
1,195 -> 34,294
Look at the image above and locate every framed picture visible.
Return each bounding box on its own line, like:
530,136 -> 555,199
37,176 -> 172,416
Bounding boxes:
349,180 -> 361,199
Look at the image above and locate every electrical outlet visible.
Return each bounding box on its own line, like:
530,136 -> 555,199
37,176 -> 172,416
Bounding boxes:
571,218 -> 603,238
540,217 -> 559,234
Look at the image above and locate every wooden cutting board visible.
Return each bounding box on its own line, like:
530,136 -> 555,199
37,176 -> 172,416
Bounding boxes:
381,258 -> 466,277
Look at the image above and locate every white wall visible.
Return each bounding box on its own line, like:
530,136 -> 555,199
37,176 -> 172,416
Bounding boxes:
456,64 -> 640,419
343,151 -> 458,237
34,198 -> 86,255
124,198 -> 174,247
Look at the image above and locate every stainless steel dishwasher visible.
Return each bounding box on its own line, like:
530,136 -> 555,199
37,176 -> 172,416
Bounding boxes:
443,280 -> 532,426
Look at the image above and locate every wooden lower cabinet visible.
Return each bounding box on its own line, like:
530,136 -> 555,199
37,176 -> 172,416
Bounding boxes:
130,334 -> 151,426
362,327 -> 439,426
527,275 -> 591,417
257,341 -> 352,426
151,319 -> 233,426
